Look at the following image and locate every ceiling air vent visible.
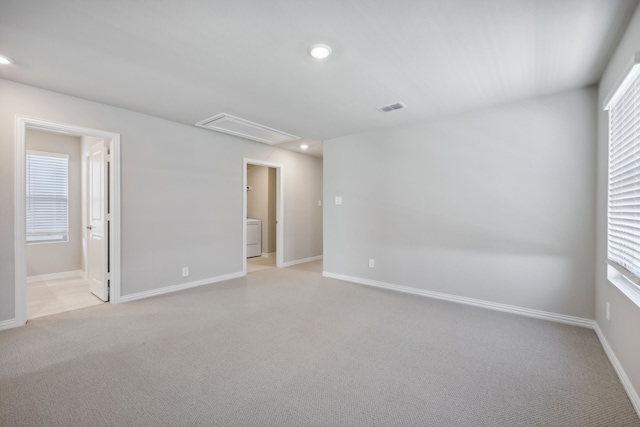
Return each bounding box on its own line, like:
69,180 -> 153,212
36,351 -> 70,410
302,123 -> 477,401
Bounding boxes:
377,102 -> 407,113
195,113 -> 300,145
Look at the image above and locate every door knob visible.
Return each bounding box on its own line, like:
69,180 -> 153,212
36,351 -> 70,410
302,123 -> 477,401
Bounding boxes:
86,226 -> 93,230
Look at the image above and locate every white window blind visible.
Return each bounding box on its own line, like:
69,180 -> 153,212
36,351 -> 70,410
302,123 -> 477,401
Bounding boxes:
607,62 -> 640,285
26,150 -> 69,243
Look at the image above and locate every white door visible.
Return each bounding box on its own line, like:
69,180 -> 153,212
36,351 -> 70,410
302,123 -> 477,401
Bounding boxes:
88,140 -> 109,301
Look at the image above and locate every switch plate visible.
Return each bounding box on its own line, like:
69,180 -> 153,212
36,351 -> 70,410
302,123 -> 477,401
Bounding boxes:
335,196 -> 343,205
182,267 -> 189,277
369,258 -> 375,268
606,302 -> 610,321
318,200 -> 322,207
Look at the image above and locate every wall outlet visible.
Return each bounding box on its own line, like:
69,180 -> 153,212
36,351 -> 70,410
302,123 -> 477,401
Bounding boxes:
606,302 -> 611,321
369,258 -> 375,268
182,267 -> 189,277
335,196 -> 343,205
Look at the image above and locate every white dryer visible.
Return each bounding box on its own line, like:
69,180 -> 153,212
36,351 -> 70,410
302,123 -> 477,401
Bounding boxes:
246,218 -> 262,258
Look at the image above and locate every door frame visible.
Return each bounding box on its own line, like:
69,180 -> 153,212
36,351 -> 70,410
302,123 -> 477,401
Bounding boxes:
14,115 -> 121,326
243,158 -> 283,274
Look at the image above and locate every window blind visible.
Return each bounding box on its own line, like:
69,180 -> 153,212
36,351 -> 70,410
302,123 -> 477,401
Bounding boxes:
608,65 -> 640,284
26,151 -> 69,243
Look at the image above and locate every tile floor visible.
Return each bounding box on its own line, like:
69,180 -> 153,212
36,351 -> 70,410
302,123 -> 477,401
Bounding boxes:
246,255 -> 276,273
27,275 -> 104,320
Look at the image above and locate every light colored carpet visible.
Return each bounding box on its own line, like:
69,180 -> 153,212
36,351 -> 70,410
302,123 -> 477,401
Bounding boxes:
1,260 -> 638,426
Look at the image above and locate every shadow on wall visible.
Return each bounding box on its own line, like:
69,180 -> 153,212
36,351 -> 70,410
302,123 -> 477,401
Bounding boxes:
324,88 -> 597,318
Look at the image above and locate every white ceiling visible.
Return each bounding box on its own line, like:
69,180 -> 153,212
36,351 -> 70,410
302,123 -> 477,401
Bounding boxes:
0,0 -> 637,158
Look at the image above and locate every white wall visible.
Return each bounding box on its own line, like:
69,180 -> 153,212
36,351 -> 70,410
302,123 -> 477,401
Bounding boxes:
25,129 -> 82,276
596,2 -> 640,407
0,78 -> 323,323
324,87 -> 597,319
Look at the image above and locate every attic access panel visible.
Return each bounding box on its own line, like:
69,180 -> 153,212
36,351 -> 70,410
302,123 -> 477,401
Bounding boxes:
196,113 -> 300,145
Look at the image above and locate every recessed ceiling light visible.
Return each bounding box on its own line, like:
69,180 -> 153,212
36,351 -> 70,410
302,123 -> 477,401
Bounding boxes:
300,144 -> 309,150
0,55 -> 14,65
309,44 -> 332,59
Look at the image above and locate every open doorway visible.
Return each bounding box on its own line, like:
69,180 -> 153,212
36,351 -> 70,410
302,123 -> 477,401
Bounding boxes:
243,159 -> 283,275
24,129 -> 105,319
14,116 -> 121,326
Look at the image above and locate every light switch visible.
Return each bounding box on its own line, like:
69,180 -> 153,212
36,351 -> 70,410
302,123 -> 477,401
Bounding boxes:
335,196 -> 343,205
318,200 -> 322,207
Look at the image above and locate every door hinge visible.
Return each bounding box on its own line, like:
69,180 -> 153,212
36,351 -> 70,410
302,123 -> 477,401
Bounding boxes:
106,272 -> 111,280
107,213 -> 112,221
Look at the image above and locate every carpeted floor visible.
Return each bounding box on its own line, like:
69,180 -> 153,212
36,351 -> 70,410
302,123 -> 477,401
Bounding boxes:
1,260 -> 638,426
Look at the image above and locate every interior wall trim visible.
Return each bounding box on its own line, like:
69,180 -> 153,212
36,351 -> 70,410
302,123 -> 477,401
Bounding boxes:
118,271 -> 245,304
321,271 -> 594,328
0,319 -> 17,331
594,323 -> 640,418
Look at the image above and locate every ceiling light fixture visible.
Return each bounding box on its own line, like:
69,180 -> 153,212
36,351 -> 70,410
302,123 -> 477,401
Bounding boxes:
309,44 -> 332,59
300,144 -> 309,150
0,55 -> 14,65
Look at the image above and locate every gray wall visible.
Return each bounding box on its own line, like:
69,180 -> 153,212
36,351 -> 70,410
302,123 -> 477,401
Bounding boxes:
596,2 -> 640,406
25,129 -> 82,276
0,78 -> 323,323
247,165 -> 276,254
324,87 -> 596,319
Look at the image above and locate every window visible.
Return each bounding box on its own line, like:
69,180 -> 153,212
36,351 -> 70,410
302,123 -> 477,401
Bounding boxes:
26,150 -> 69,243
606,54 -> 640,300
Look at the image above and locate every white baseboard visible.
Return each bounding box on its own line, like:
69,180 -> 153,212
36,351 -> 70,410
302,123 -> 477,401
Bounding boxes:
27,269 -> 85,284
281,255 -> 323,268
594,323 -> 640,418
261,252 -> 276,258
0,318 -> 19,331
119,271 -> 245,303
321,271 -> 594,328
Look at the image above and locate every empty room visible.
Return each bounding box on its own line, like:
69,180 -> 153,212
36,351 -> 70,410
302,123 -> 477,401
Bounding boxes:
1,1 -> 640,426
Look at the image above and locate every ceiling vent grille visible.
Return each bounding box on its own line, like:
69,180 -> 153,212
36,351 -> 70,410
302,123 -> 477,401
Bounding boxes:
195,113 -> 300,145
377,102 -> 407,113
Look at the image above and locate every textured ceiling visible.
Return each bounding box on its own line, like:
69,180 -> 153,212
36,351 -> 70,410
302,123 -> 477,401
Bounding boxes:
0,0 -> 637,157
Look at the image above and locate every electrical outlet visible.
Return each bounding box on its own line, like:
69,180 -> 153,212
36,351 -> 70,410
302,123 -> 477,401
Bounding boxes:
369,258 -> 375,268
606,302 -> 611,321
335,196 -> 343,205
182,267 -> 189,277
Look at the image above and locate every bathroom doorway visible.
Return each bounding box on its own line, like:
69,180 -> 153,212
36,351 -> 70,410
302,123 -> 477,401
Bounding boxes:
14,116 -> 121,327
